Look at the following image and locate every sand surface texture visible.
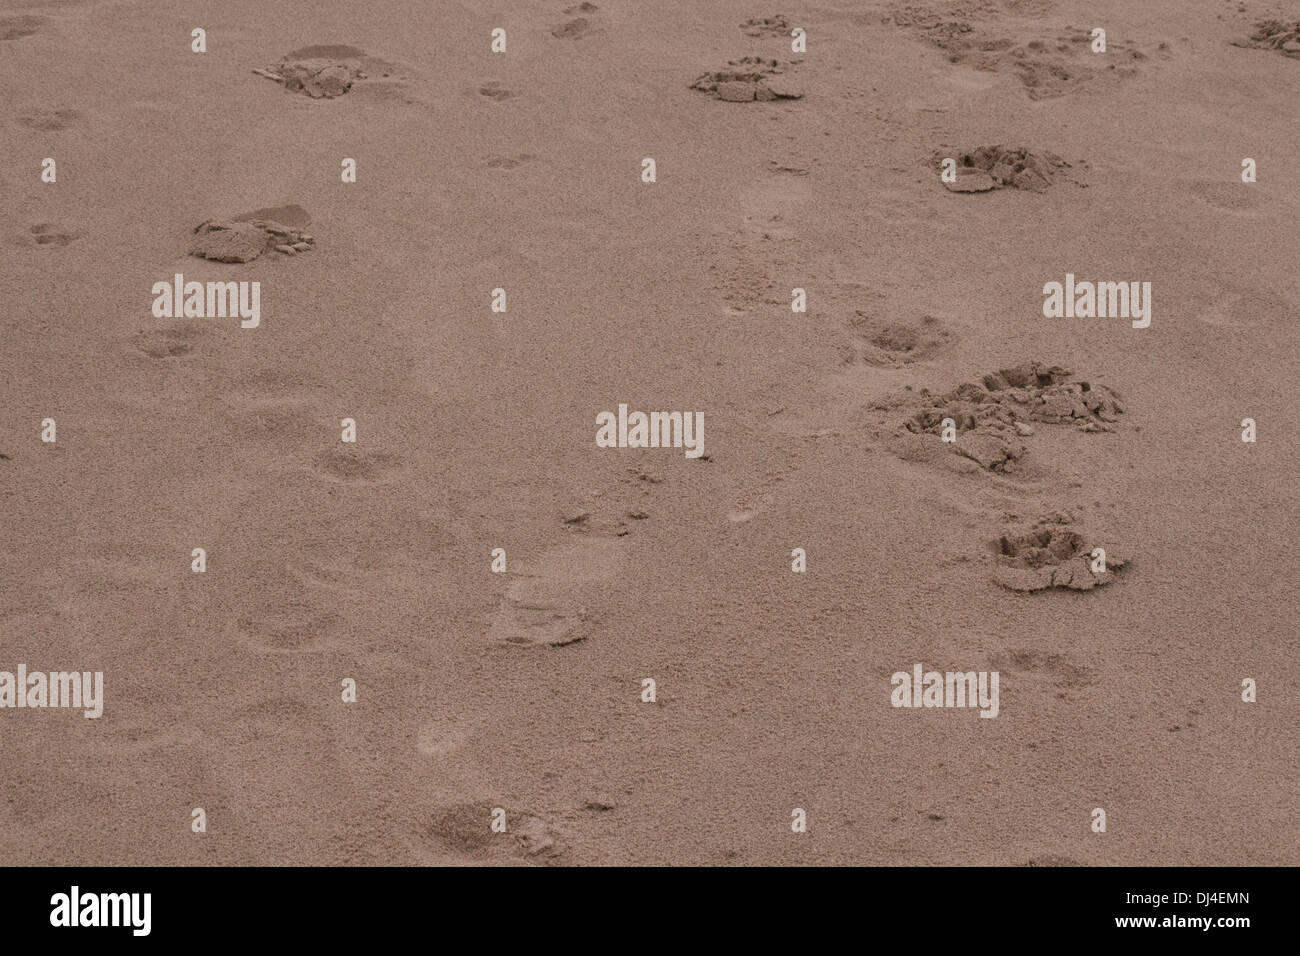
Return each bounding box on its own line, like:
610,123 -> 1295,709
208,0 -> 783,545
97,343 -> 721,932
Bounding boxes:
1,0 -> 1296,865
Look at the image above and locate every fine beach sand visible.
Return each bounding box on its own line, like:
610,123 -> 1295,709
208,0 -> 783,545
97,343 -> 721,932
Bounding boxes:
1,0 -> 1297,865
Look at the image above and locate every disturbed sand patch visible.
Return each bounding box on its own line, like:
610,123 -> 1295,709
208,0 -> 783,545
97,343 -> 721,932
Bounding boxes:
190,205 -> 314,262
27,222 -> 79,247
1233,21 -> 1300,58
553,3 -> 599,40
691,56 -> 804,101
848,313 -> 955,367
878,362 -> 1124,473
991,513 -> 1125,592
741,15 -> 793,37
938,146 -> 1074,193
17,108 -> 79,131
0,15 -> 45,41
889,8 -> 1162,99
424,803 -> 566,864
255,45 -> 403,98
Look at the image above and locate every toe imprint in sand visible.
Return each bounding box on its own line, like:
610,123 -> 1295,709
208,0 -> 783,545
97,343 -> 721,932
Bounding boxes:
190,206 -> 314,263
991,514 -> 1125,592
691,57 -> 804,101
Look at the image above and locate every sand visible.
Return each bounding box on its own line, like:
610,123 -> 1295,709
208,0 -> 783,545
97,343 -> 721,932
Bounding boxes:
1,0 -> 1296,867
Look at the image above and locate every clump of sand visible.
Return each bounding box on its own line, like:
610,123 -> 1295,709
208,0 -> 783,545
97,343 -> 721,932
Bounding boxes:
255,45 -> 375,98
883,362 -> 1124,472
939,146 -> 1072,193
908,362 -> 1123,432
992,513 -> 1126,592
741,15 -> 793,37
190,205 -> 315,262
1236,21 -> 1300,57
691,56 -> 803,101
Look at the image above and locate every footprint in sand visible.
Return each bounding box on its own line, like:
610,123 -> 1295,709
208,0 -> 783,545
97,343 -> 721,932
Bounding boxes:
309,446 -> 405,485
1186,181 -> 1267,217
235,600 -> 346,653
488,536 -> 623,647
416,717 -> 482,758
846,313 -> 955,368
190,204 -> 315,263
423,802 -> 566,864
129,323 -> 205,360
936,146 -> 1077,193
991,648 -> 1095,689
893,10 -> 1164,100
553,3 -> 599,40
741,15 -> 793,38
27,223 -> 78,247
691,57 -> 804,101
17,108 -> 78,131
989,512 -> 1125,592
1022,855 -> 1084,867
485,154 -> 535,169
1233,20 -> 1300,58
883,362 -> 1124,474
478,81 -> 517,101
0,15 -> 46,41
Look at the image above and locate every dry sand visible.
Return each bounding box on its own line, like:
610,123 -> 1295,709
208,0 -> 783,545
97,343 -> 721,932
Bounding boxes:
0,0 -> 1296,865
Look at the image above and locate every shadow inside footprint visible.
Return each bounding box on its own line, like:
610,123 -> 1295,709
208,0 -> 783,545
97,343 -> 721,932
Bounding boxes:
991,515 -> 1125,592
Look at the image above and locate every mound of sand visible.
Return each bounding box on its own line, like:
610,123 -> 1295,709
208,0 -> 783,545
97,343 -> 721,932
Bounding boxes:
256,45 -> 374,98
190,207 -> 314,262
1235,21 -> 1300,57
941,146 -> 1071,192
883,362 -> 1124,472
741,15 -> 793,37
992,513 -> 1126,592
691,57 -> 803,101
908,362 -> 1124,433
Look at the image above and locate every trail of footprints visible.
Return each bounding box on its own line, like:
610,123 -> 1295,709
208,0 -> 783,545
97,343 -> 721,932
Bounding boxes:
886,2 -> 1173,100
6,4 -> 1286,864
